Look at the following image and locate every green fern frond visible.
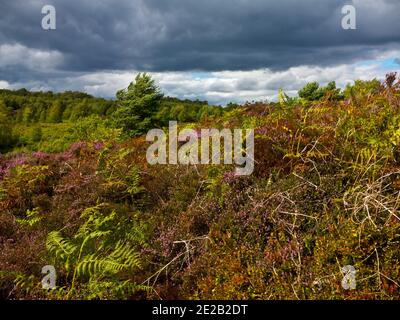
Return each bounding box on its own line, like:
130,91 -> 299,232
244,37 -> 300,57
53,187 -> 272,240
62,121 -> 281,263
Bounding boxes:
76,255 -> 127,276
46,231 -> 77,259
46,201 -> 147,299
16,208 -> 43,227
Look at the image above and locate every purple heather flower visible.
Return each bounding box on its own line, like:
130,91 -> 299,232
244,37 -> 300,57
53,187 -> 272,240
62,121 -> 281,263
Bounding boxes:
93,141 -> 104,151
223,171 -> 240,184
32,151 -> 47,159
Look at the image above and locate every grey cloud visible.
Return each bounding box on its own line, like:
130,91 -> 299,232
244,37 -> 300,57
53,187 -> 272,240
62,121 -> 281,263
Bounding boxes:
1,0 -> 400,73
0,0 -> 399,100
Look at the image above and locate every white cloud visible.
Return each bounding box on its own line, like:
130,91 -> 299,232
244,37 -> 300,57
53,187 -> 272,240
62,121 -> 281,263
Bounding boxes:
2,58 -> 398,105
0,43 -> 63,70
0,80 -> 10,89
150,61 -> 395,104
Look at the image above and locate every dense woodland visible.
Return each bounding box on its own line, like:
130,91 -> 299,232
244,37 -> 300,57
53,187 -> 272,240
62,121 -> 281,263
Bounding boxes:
0,78 -> 224,153
1,73 -> 400,299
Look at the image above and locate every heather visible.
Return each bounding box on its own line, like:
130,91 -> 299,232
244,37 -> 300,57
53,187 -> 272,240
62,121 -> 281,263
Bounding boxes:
1,74 -> 400,299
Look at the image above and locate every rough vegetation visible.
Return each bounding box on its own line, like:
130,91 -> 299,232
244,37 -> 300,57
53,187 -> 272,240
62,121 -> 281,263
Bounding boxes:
1,73 -> 400,300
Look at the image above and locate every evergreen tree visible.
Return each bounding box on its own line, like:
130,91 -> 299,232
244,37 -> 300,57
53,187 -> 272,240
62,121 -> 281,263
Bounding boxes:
113,73 -> 163,137
298,81 -> 343,101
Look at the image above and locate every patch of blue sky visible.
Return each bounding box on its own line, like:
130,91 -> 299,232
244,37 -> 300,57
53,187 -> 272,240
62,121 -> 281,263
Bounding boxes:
356,58 -> 399,69
381,58 -> 399,69
190,72 -> 212,80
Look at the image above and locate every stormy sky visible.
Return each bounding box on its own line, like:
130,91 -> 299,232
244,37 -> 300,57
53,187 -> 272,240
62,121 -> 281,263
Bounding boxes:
0,0 -> 399,104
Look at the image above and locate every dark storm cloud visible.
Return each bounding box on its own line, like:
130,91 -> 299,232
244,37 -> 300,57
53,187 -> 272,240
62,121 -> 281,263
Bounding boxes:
1,0 -> 400,75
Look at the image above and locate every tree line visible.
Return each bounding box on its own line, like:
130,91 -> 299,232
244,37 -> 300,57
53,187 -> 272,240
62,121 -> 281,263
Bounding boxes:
0,73 -> 383,152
